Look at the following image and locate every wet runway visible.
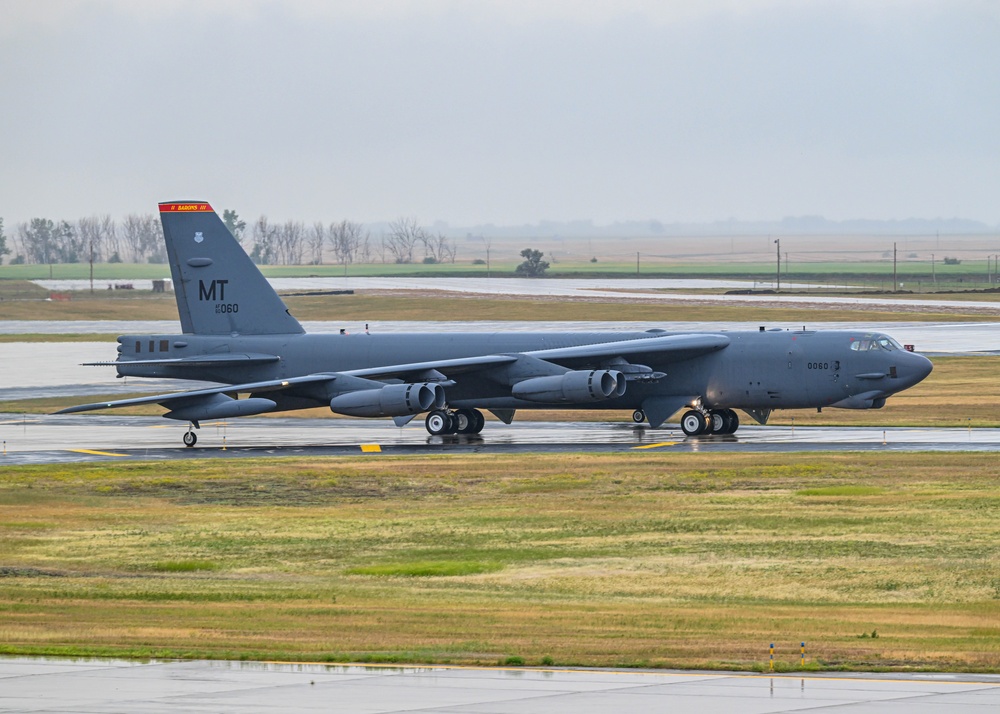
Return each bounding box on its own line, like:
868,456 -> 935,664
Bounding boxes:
3,414 -> 999,465
1,658 -> 998,713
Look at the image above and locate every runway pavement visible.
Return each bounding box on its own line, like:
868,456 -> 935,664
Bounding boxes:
1,658 -> 998,713
3,414 -> 999,464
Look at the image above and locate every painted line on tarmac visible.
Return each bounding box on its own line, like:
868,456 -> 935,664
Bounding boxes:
632,442 -> 678,450
68,448 -> 128,457
360,444 -> 382,453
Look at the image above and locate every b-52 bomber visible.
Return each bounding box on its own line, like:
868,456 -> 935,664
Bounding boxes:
57,201 -> 933,446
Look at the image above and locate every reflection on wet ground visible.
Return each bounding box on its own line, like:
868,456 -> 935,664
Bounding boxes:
1,657 -> 998,714
4,415 -> 1000,465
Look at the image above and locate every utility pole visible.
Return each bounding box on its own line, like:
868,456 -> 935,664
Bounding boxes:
636,251 -> 640,277
774,239 -> 781,291
89,234 -> 94,294
931,253 -> 936,285
892,243 -> 899,292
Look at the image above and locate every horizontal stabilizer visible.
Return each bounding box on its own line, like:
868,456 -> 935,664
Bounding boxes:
83,353 -> 281,368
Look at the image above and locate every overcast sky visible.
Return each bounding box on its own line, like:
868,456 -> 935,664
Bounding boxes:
2,0 -> 998,226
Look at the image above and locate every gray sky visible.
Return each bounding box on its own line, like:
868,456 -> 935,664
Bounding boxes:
2,0 -> 998,226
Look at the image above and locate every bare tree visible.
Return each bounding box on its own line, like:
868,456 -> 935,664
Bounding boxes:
78,216 -> 104,262
275,220 -> 305,265
307,222 -> 326,265
100,215 -> 120,262
119,214 -> 160,262
422,232 -> 456,264
385,217 -> 423,264
250,216 -> 277,265
327,220 -> 369,266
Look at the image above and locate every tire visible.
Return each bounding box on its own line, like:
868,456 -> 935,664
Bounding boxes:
724,409 -> 740,434
680,410 -> 706,436
472,409 -> 486,434
455,408 -> 478,434
708,410 -> 726,434
183,431 -> 197,447
425,410 -> 453,436
632,409 -> 645,424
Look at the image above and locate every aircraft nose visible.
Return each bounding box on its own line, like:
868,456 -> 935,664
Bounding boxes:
899,351 -> 933,388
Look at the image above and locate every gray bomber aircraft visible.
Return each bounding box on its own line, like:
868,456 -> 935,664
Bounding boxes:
57,201 -> 934,446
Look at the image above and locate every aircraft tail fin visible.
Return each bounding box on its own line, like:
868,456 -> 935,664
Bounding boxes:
159,201 -> 304,335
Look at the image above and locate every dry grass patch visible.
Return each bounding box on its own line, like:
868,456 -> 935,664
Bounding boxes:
0,453 -> 999,669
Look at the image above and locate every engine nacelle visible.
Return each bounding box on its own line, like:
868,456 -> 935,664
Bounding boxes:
329,382 -> 445,417
511,370 -> 625,403
165,394 -> 276,421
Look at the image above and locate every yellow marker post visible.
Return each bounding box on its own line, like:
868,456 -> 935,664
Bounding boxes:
769,643 -> 774,672
222,435 -> 227,451
801,641 -> 806,668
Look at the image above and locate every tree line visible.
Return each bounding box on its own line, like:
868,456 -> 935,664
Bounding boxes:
0,211 -> 457,267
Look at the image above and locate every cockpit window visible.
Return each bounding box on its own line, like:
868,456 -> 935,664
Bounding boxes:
851,336 -> 902,351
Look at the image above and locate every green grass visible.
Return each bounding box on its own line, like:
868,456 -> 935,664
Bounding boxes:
796,486 -> 886,497
0,258 -> 997,283
346,560 -> 504,577
1,453 -> 1000,670
149,560 -> 219,573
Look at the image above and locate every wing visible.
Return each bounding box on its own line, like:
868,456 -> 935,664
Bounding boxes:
53,374 -> 337,415
526,333 -> 729,368
346,334 -> 729,381
55,333 -> 729,422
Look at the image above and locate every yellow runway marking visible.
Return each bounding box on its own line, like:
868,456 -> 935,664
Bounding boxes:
632,442 -> 677,450
360,444 -> 382,453
68,449 -> 128,457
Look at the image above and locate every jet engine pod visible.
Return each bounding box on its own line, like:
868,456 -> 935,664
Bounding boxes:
329,382 -> 444,417
512,369 -> 625,403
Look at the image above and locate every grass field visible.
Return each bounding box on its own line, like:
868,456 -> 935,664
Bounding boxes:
0,258 -> 995,280
1,452 -> 999,671
3,287 -> 1000,323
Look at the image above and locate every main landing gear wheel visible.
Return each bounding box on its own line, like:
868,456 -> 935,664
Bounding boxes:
722,409 -> 740,434
708,409 -> 740,434
426,408 -> 486,436
680,410 -> 707,436
182,430 -> 198,447
425,410 -> 454,436
631,409 -> 645,424
453,408 -> 485,435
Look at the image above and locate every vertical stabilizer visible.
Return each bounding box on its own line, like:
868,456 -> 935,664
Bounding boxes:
159,201 -> 304,335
